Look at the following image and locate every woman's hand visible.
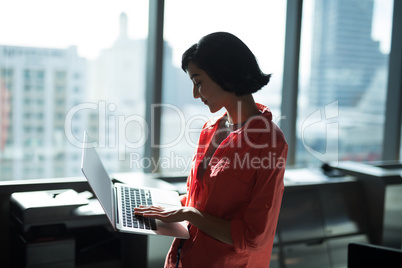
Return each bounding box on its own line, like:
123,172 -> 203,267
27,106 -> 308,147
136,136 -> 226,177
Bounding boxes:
134,206 -> 190,223
134,206 -> 233,245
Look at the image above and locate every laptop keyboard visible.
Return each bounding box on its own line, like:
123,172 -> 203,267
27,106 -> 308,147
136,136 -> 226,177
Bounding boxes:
121,186 -> 157,230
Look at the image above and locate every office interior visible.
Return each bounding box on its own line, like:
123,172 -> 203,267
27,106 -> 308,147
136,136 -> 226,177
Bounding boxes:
0,0 -> 402,267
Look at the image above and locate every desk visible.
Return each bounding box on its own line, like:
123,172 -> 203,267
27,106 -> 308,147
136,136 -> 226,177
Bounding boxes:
331,161 -> 402,248
273,168 -> 369,268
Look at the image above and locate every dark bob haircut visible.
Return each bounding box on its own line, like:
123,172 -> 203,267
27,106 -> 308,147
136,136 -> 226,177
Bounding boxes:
181,32 -> 271,96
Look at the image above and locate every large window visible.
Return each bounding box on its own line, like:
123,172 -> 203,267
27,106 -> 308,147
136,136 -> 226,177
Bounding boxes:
0,0 -> 400,181
160,0 -> 287,174
296,0 -> 393,167
0,1 -> 149,181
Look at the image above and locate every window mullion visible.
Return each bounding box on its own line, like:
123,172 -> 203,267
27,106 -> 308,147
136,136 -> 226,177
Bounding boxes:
280,0 -> 303,166
144,0 -> 165,173
382,0 -> 402,161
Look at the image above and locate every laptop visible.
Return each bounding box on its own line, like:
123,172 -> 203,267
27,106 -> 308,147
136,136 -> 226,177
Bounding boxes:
80,131 -> 189,239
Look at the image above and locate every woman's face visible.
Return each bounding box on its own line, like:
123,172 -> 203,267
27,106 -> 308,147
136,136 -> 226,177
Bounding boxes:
187,61 -> 233,113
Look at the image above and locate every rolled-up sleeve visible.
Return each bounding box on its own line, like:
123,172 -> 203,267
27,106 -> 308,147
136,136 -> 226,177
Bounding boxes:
180,171 -> 193,206
179,194 -> 188,206
231,143 -> 287,253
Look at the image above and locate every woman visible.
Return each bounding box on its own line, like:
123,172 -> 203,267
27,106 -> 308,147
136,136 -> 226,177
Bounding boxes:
135,32 -> 288,267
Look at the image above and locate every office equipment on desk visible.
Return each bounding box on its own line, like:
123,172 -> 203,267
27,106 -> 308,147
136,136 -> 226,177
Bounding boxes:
10,189 -> 91,268
81,131 -> 190,239
10,189 -> 92,232
10,189 -> 123,268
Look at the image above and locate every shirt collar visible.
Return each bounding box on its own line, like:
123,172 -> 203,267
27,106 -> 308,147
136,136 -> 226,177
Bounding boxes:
203,103 -> 273,130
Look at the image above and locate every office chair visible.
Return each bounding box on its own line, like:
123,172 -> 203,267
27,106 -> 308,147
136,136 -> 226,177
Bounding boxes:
348,242 -> 402,268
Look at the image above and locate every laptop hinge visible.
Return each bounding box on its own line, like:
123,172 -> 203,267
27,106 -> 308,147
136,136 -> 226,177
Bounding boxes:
114,187 -> 119,225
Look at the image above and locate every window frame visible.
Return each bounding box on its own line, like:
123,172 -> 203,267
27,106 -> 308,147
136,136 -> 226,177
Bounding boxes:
382,0 -> 402,161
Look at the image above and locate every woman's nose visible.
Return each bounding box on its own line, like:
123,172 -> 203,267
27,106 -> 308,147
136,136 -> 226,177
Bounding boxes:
193,85 -> 200,99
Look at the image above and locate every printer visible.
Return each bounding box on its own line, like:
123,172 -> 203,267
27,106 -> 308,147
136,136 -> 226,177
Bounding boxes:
9,189 -> 108,268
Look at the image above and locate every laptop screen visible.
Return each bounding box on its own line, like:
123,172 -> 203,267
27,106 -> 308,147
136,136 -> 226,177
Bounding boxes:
81,132 -> 115,227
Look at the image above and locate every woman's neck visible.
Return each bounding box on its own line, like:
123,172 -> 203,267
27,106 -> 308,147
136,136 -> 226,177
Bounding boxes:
225,95 -> 260,125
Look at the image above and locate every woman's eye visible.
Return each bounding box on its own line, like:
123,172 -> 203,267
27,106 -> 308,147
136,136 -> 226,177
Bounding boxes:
195,82 -> 201,87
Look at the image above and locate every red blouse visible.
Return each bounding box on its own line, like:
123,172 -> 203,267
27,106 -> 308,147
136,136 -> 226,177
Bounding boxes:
165,104 -> 288,268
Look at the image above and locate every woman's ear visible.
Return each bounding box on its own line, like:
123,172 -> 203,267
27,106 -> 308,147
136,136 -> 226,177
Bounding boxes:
222,79 -> 232,90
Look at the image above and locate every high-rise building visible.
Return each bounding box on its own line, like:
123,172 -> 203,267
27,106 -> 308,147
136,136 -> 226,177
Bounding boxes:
87,12 -> 189,173
0,45 -> 86,180
309,0 -> 387,108
296,0 -> 390,165
87,12 -> 149,172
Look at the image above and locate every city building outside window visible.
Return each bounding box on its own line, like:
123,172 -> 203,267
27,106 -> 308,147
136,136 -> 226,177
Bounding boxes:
0,1 -> 149,181
296,0 -> 393,167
